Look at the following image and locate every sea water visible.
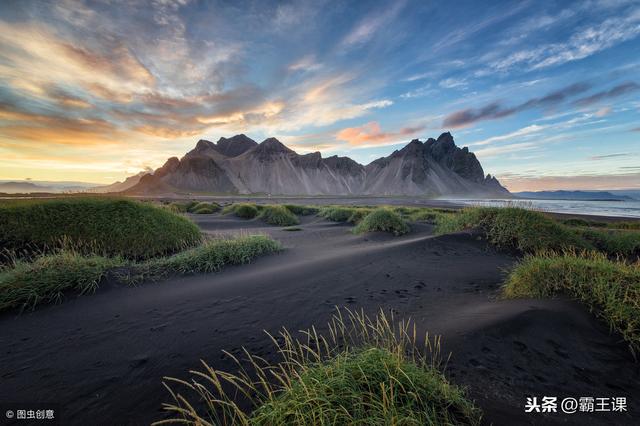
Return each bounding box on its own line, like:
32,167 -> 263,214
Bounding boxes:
450,198 -> 640,219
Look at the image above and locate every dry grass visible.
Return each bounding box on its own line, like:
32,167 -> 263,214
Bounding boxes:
155,308 -> 481,426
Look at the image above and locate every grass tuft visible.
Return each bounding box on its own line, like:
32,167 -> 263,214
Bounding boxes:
0,253 -> 122,312
155,308 -> 481,426
0,235 -> 281,312
283,204 -> 319,216
353,209 -> 410,236
259,205 -> 300,226
435,207 -> 588,253
0,198 -> 201,260
318,206 -> 357,222
504,252 -> 640,355
223,203 -> 259,219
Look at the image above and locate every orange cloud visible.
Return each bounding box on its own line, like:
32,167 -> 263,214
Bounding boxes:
336,121 -> 425,146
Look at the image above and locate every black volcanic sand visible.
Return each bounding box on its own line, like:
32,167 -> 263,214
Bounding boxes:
0,214 -> 639,426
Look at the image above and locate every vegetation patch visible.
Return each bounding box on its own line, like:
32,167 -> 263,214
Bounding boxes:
125,235 -> 281,284
223,203 -> 259,219
0,253 -> 122,312
156,308 -> 481,426
0,198 -> 201,260
259,205 -> 300,226
563,218 -> 640,230
283,204 -> 319,216
504,252 -> 640,354
188,202 -> 221,214
318,206 -> 357,222
435,207 -> 640,258
353,209 -> 410,236
435,207 -> 588,253
0,235 -> 281,312
576,228 -> 640,257
282,226 -> 302,231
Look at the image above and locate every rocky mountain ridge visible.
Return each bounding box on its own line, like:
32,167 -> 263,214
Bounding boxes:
123,133 -> 509,197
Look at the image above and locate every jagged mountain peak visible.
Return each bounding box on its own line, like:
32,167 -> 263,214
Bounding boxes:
252,137 -> 294,157
125,133 -> 509,197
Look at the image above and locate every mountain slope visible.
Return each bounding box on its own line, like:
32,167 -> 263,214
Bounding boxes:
126,133 -> 509,197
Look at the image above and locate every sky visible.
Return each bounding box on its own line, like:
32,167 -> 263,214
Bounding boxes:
0,0 -> 639,192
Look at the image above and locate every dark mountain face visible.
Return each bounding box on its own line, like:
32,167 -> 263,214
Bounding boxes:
126,133 -> 510,197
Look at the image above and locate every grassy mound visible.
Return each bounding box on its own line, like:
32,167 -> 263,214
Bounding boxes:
0,198 -> 201,259
283,204 -> 319,216
319,206 -> 356,222
189,202 -> 220,214
157,309 -> 481,425
576,228 -> 640,257
436,207 -> 587,253
0,235 -> 281,312
347,207 -> 373,224
0,253 -> 121,312
127,235 -> 281,283
353,209 -> 409,236
435,207 -> 640,257
563,218 -> 640,230
259,205 -> 300,226
223,203 -> 259,219
504,252 -> 640,354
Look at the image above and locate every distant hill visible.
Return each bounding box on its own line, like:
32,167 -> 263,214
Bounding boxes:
87,171 -> 149,193
124,133 -> 509,197
0,180 -> 98,194
515,190 -> 634,201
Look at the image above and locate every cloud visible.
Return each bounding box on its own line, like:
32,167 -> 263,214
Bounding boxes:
589,153 -> 630,160
469,124 -> 548,146
573,82 -> 640,107
288,55 -> 322,73
439,78 -> 467,89
594,106 -> 612,117
335,121 -> 425,146
442,82 -> 591,127
340,1 -> 405,48
474,142 -> 537,158
489,8 -> 640,72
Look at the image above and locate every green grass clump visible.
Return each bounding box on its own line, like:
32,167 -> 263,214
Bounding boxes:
319,206 -> 357,222
347,207 -> 373,224
0,198 -> 201,260
0,253 -> 122,311
156,308 -> 481,426
189,202 -> 220,214
128,235 -> 281,283
283,204 -> 319,216
353,209 -> 410,236
504,252 -> 640,354
0,235 -> 281,312
563,218 -> 640,230
259,205 -> 300,226
436,207 -> 588,253
223,203 -> 259,219
576,228 -> 640,257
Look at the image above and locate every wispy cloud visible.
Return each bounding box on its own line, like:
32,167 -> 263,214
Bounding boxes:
443,82 -> 591,127
573,82 -> 640,107
340,1 -> 406,48
489,7 -> 640,72
589,153 -> 631,160
439,78 -> 467,89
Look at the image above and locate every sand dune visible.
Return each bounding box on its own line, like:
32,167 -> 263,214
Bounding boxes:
0,215 -> 638,425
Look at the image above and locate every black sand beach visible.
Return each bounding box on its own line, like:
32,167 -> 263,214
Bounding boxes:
1,212 -> 638,425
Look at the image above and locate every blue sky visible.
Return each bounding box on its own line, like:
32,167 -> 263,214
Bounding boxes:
0,0 -> 638,190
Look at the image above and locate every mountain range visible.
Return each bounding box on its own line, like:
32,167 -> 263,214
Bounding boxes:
116,132 -> 509,197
